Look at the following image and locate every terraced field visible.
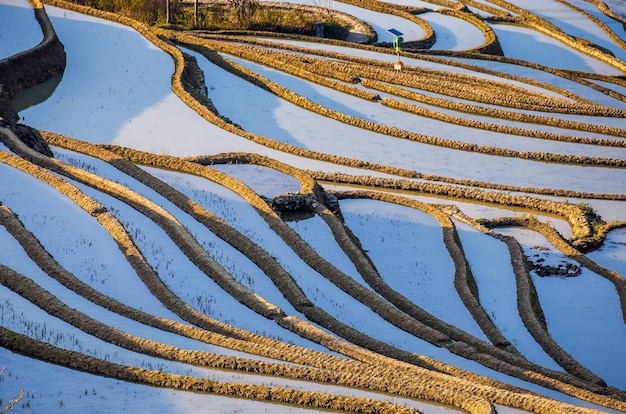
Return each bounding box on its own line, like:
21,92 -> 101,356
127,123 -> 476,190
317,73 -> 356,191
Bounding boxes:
1,0 -> 625,412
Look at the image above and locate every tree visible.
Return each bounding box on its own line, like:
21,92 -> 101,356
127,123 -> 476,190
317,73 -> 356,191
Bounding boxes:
226,0 -> 259,25
311,0 -> 334,19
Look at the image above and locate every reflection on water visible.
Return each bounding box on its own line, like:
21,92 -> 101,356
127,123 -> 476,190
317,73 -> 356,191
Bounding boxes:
12,73 -> 63,114
278,210 -> 316,222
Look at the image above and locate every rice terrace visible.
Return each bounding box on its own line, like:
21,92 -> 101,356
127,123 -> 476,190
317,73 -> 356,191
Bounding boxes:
1,0 -> 626,412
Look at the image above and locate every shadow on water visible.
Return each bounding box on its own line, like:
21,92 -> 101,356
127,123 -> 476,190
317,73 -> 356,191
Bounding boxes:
20,7 -> 173,144
279,210 -> 316,222
13,73 -> 64,113
189,46 -> 383,154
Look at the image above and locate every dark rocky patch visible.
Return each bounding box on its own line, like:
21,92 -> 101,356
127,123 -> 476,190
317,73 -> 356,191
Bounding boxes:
0,121 -> 54,157
530,254 -> 582,278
